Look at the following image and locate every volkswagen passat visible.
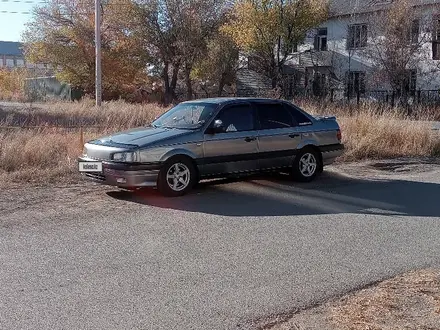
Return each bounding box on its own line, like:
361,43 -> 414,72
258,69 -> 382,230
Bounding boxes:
78,98 -> 344,196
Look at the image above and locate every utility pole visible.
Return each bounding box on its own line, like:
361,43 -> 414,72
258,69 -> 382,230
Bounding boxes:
95,0 -> 102,106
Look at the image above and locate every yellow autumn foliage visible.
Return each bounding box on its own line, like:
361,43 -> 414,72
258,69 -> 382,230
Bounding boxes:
222,0 -> 329,53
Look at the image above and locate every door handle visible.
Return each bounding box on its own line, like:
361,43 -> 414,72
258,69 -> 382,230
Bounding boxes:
244,137 -> 256,142
289,134 -> 300,138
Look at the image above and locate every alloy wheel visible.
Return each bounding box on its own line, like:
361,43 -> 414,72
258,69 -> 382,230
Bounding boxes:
166,163 -> 191,192
299,153 -> 317,177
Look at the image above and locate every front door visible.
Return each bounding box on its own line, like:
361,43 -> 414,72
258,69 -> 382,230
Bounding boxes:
201,103 -> 259,177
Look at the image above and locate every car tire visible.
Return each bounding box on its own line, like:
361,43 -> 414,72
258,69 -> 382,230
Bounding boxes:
157,156 -> 196,197
291,147 -> 321,182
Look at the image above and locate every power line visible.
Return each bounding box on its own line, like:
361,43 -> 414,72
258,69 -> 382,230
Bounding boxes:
0,0 -> 133,3
0,0 -> 45,3
0,10 -> 31,13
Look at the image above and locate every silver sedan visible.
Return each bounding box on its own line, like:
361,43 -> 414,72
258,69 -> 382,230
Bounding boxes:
78,98 -> 344,196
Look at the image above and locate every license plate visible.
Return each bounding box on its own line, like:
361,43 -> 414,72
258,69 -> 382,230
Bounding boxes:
79,162 -> 102,172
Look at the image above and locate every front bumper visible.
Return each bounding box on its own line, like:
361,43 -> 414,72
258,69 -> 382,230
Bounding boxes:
78,156 -> 162,188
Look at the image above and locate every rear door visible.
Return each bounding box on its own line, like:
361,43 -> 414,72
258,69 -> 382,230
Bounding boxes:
254,102 -> 301,170
201,103 -> 259,176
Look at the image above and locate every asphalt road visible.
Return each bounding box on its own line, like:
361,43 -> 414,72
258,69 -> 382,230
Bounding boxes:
1,162 -> 440,330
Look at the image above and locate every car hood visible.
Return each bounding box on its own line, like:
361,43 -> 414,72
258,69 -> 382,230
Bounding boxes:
90,126 -> 194,148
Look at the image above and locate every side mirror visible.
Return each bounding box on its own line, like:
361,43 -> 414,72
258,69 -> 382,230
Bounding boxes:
208,119 -> 224,134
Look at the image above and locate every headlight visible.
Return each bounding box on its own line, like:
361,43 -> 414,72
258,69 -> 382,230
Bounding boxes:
82,146 -> 87,156
112,151 -> 139,162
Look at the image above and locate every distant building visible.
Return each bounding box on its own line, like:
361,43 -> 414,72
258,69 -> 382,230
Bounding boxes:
239,0 -> 440,100
286,0 -> 440,98
0,41 -> 49,70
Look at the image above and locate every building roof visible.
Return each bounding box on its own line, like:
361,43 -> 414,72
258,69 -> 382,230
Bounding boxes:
329,0 -> 440,17
235,68 -> 273,97
0,41 -> 23,56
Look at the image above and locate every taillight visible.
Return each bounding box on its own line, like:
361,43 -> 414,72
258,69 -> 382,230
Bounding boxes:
337,129 -> 342,141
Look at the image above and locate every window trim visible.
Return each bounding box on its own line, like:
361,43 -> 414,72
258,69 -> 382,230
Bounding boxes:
398,69 -> 417,96
432,15 -> 440,60
409,19 -> 420,45
347,23 -> 368,50
346,71 -> 366,97
314,27 -> 328,51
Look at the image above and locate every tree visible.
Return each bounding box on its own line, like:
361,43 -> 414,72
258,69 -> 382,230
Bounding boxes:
176,0 -> 228,100
135,0 -> 227,103
192,32 -> 239,96
134,0 -> 181,104
0,69 -> 27,101
23,0 -> 148,99
365,0 -> 439,104
222,0 -> 328,88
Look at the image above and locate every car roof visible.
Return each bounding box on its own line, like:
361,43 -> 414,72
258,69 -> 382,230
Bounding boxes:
181,97 -> 290,106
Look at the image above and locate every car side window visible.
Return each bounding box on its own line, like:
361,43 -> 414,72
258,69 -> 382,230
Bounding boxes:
216,104 -> 255,132
285,104 -> 313,126
254,103 -> 293,130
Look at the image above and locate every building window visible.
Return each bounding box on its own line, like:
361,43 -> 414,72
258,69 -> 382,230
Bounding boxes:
16,58 -> 25,67
409,19 -> 420,44
283,74 -> 295,97
346,71 -> 366,97
5,58 -> 14,67
247,55 -> 259,71
347,24 -> 368,49
433,16 -> 440,60
400,70 -> 417,96
314,28 -> 328,51
292,42 -> 298,53
409,70 -> 417,95
312,72 -> 327,96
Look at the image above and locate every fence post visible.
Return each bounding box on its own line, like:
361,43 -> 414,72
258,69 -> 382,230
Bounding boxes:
79,126 -> 84,152
356,90 -> 360,106
330,89 -> 334,103
417,89 -> 421,104
391,91 -> 395,107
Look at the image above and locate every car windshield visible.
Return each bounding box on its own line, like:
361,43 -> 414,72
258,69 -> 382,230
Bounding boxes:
152,102 -> 218,129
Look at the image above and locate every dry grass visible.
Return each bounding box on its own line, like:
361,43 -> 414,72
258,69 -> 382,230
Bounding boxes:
0,100 -> 439,183
0,100 -> 168,183
0,99 -> 165,129
263,269 -> 440,330
0,130 -> 101,183
301,103 -> 440,160
330,269 -> 440,330
340,113 -> 440,160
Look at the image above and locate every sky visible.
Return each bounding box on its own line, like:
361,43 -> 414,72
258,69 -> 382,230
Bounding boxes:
0,1 -> 37,42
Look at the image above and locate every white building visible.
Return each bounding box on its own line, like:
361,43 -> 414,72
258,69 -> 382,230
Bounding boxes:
0,41 -> 49,71
285,0 -> 440,100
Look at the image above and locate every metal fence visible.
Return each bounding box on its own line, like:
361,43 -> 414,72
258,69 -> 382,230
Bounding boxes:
23,76 -> 83,102
363,90 -> 440,106
284,88 -> 440,106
